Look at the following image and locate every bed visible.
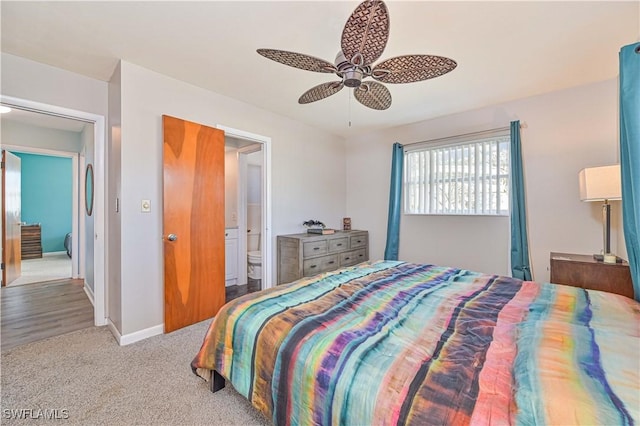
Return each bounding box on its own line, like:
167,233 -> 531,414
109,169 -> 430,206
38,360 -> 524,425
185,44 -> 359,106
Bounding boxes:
192,260 -> 639,425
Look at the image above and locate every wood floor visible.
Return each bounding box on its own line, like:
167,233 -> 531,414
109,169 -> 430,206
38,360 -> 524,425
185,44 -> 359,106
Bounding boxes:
1,279 -> 94,352
225,279 -> 262,303
0,278 -> 258,352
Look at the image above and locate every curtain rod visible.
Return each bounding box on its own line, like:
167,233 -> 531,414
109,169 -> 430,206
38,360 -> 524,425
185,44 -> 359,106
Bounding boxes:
402,122 -> 527,148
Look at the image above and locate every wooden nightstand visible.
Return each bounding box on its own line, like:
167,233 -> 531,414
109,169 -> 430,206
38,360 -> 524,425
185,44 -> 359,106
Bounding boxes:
550,252 -> 634,298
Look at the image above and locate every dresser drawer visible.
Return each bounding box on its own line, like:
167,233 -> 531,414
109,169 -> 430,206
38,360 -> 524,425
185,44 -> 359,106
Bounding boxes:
303,240 -> 328,257
339,249 -> 366,267
303,254 -> 338,276
350,234 -> 368,249
328,237 -> 349,253
353,248 -> 367,264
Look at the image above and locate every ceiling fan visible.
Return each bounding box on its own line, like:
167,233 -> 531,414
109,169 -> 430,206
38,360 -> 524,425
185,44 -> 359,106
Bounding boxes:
257,0 -> 457,111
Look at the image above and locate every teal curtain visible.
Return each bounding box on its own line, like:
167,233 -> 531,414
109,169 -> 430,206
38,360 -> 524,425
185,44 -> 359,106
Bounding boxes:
510,121 -> 532,280
384,143 -> 404,260
619,42 -> 640,301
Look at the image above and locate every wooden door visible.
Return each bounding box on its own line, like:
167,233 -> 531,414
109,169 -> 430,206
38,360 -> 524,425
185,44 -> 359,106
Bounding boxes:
2,150 -> 22,286
162,115 -> 225,333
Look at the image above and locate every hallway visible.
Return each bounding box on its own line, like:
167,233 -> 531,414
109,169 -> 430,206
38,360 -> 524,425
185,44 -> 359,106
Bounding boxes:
1,278 -> 93,352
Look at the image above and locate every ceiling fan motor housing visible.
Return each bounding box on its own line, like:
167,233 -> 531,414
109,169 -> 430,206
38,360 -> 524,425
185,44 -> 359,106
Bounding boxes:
335,50 -> 368,88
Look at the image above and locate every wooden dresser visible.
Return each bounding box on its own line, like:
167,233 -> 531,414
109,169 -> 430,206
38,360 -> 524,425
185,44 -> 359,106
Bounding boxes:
277,230 -> 369,285
549,252 -> 634,298
21,224 -> 43,260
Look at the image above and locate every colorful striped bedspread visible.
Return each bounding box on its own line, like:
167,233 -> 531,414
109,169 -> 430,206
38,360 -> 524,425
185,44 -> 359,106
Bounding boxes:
192,260 -> 640,425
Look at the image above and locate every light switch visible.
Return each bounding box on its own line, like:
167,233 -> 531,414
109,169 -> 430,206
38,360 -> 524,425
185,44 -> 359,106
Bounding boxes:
141,199 -> 151,213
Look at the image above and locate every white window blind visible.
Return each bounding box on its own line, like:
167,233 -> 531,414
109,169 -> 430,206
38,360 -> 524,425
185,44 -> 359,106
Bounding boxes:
404,132 -> 510,215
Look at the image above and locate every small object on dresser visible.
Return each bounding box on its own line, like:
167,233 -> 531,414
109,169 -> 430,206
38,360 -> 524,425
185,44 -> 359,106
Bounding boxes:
307,228 -> 335,235
303,219 -> 329,234
303,219 -> 326,228
343,217 -> 351,231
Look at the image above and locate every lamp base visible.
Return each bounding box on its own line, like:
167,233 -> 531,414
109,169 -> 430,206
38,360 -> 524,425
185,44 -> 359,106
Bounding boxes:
593,254 -> 624,263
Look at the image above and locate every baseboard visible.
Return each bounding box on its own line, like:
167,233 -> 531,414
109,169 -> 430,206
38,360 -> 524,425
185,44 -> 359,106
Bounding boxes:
83,282 -> 95,306
107,321 -> 164,346
43,251 -> 67,257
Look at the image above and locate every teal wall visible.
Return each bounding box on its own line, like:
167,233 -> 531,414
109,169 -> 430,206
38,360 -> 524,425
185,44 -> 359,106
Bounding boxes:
14,152 -> 72,253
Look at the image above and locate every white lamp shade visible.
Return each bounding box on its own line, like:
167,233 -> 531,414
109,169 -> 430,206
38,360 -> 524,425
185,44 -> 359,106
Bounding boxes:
579,165 -> 622,201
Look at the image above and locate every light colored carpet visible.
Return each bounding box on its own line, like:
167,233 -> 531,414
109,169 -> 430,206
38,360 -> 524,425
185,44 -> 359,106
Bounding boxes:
1,320 -> 271,425
9,253 -> 72,287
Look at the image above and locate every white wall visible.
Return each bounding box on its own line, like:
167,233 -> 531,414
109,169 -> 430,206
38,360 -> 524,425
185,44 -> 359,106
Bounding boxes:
346,79 -> 621,282
1,120 -> 82,153
115,61 -> 346,335
1,52 -> 109,322
1,53 -> 108,117
107,62 -> 122,333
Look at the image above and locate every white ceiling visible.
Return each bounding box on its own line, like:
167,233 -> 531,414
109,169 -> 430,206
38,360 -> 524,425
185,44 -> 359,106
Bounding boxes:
1,1 -> 638,138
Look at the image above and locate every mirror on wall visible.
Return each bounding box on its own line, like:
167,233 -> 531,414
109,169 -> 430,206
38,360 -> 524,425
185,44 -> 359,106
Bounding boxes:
85,163 -> 94,216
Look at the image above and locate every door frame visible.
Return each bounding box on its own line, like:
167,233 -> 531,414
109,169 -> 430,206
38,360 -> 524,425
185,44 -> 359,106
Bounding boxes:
216,125 -> 273,289
1,95 -> 107,326
1,145 -> 80,279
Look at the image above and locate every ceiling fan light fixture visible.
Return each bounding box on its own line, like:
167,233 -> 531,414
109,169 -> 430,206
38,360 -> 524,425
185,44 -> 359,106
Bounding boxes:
343,69 -> 363,88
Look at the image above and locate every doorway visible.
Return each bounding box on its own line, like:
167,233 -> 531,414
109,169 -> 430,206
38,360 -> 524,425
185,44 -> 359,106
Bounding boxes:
2,147 -> 76,287
219,125 -> 272,293
0,95 -> 107,326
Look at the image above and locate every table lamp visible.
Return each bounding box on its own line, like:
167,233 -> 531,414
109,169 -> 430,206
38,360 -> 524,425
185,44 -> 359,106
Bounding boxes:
578,164 -> 622,263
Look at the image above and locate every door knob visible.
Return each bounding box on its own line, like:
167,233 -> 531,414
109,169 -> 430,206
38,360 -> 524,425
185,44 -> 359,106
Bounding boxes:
167,234 -> 178,241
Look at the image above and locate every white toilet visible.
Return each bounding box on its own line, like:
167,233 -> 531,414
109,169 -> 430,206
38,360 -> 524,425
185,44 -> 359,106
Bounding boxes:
247,230 -> 262,280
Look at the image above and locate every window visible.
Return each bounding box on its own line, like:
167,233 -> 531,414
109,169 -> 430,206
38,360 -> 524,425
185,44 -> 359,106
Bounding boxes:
404,132 -> 510,215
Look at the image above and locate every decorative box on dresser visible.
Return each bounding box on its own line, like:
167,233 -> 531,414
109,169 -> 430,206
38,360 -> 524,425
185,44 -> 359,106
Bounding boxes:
549,252 -> 634,298
277,230 -> 369,285
21,224 -> 43,260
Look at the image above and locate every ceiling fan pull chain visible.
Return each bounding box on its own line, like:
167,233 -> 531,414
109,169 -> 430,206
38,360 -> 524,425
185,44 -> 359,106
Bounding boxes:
349,89 -> 352,127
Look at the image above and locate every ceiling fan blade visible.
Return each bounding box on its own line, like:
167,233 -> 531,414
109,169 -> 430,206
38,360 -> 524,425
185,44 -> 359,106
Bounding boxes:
341,0 -> 390,67
354,81 -> 391,110
372,54 -> 457,84
257,49 -> 337,73
299,81 -> 345,104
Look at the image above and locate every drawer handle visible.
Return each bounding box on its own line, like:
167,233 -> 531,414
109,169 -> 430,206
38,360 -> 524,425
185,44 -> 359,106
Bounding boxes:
310,265 -> 317,269
356,240 -> 361,243
313,247 -> 320,251
345,257 -> 351,261
337,243 -> 343,247
328,261 -> 335,265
